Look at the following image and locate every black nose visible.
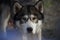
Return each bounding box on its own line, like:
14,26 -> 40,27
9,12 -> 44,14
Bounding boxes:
27,27 -> 33,33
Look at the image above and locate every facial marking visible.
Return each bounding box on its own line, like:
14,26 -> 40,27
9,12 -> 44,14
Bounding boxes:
28,20 -> 37,34
14,5 -> 43,34
20,19 -> 38,34
21,15 -> 28,23
30,15 -> 38,23
20,14 -> 38,24
24,15 -> 28,18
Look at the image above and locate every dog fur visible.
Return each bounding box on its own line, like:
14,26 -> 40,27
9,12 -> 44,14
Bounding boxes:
12,1 -> 44,40
0,0 -> 44,40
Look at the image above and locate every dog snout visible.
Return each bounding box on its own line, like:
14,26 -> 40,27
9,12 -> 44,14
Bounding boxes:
27,27 -> 33,33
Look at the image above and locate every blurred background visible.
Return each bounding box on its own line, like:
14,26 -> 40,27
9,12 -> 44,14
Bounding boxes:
0,0 -> 60,40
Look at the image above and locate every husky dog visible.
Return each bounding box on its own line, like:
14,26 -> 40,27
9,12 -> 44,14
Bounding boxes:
0,0 -> 44,40
11,1 -> 44,40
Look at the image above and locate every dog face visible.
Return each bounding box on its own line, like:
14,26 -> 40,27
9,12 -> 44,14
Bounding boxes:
13,1 -> 44,34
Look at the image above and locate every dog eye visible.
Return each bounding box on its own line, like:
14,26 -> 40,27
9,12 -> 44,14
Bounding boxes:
32,17 -> 36,20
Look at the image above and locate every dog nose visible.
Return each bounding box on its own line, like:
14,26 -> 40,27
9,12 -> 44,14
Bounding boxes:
27,27 -> 33,33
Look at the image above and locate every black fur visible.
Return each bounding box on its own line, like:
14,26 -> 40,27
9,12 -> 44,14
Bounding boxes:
13,5 -> 44,21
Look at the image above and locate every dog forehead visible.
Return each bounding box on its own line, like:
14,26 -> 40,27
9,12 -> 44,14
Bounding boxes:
21,5 -> 38,14
23,14 -> 36,18
20,7 -> 40,18
30,15 -> 35,17
24,15 -> 28,18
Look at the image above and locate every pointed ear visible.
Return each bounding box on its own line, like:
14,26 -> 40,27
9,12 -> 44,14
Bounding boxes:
13,2 -> 22,14
34,1 -> 43,13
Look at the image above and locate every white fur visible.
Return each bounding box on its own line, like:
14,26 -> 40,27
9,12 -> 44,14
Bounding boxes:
16,19 -> 42,40
16,14 -> 42,34
24,15 -> 28,18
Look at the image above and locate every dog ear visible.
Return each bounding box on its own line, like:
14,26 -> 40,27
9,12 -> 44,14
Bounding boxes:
34,1 -> 43,13
13,2 -> 22,14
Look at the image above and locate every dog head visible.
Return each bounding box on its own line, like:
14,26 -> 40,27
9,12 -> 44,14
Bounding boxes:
12,1 -> 44,34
